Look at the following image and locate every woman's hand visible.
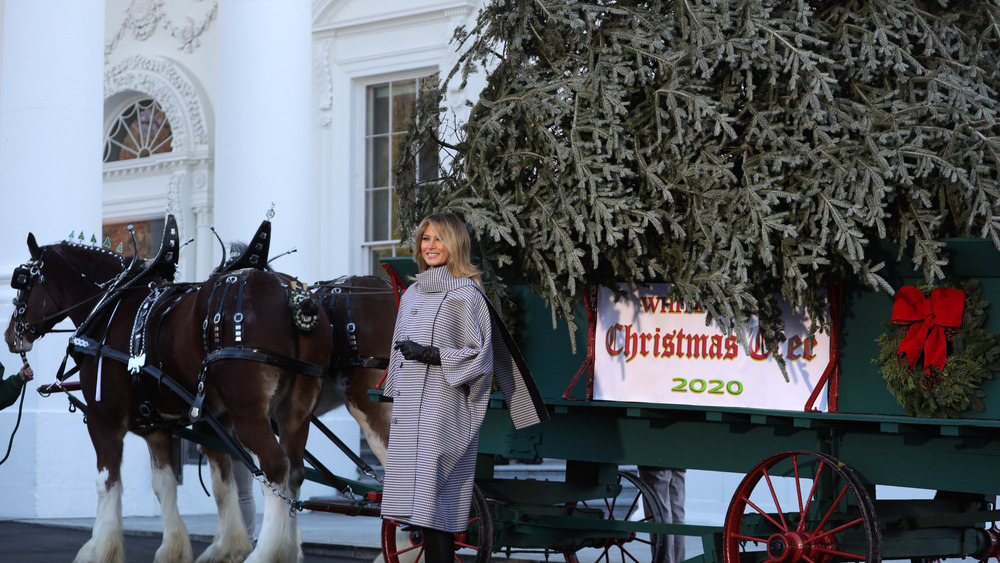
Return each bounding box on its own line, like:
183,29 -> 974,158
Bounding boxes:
19,366 -> 33,382
394,340 -> 442,366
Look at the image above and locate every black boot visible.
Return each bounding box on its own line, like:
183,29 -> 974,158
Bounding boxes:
420,527 -> 456,563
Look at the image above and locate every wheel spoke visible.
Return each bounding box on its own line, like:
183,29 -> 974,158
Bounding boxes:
814,483 -> 851,534
813,544 -> 868,561
393,541 -> 423,557
745,496 -> 791,531
732,531 -> 770,544
619,546 -> 641,563
624,489 -> 641,520
798,460 -> 826,534
762,467 -> 791,532
793,454 -> 805,518
810,516 -> 865,544
632,536 -> 655,547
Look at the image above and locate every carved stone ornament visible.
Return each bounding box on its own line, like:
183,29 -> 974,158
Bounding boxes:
106,0 -> 217,55
126,0 -> 163,41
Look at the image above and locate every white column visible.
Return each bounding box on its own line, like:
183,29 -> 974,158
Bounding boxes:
215,0 -> 317,282
0,0 -> 104,244
0,0 -> 105,518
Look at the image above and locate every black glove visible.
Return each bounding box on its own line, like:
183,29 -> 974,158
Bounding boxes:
394,340 -> 442,365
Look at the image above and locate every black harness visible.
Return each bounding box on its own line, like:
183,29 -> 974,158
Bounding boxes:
15,216 -> 329,481
314,276 -> 393,371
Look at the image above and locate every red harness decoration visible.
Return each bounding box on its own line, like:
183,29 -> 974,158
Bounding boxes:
891,285 -> 965,375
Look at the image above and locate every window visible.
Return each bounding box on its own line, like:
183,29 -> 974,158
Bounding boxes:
104,98 -> 173,162
363,75 -> 439,274
102,218 -> 165,259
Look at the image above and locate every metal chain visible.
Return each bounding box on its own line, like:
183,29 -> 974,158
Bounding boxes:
253,472 -> 303,517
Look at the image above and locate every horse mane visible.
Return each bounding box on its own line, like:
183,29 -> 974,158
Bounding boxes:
58,240 -> 130,268
52,240 -> 132,281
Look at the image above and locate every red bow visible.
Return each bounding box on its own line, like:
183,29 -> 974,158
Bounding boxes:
891,286 -> 965,375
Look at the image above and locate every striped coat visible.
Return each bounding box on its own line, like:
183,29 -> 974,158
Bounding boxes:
380,266 -> 548,532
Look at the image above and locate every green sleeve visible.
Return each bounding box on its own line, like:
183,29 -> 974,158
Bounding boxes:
0,373 -> 25,411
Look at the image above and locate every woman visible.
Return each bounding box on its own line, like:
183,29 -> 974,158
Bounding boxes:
381,212 -> 548,563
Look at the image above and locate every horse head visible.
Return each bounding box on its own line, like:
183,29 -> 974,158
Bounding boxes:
5,233 -> 127,352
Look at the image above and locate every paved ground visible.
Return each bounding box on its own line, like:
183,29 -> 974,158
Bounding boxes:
1,510 -> 383,562
0,520 -> 215,563
1,494 -> 699,563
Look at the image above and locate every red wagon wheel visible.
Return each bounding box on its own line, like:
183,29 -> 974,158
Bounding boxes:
381,484 -> 493,563
723,450 -> 881,563
564,471 -> 669,563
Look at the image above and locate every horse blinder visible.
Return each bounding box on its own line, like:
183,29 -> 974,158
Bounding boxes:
11,262 -> 40,291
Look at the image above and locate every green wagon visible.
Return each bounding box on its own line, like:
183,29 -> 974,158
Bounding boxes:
369,242 -> 1000,563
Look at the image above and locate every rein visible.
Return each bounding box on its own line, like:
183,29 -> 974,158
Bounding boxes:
0,353 -> 31,466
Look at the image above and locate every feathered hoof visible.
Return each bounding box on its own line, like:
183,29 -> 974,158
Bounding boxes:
242,545 -> 302,563
155,539 -> 194,563
195,543 -> 253,563
73,538 -> 125,563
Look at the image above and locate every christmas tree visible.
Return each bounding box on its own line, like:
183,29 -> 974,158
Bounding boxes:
395,0 -> 1000,355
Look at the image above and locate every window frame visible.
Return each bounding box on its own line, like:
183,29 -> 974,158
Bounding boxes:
103,96 -> 174,163
354,69 -> 437,276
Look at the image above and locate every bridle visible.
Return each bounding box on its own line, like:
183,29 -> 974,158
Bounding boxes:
9,245 -> 125,347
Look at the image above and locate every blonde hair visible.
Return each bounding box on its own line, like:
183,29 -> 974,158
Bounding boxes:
414,212 -> 482,285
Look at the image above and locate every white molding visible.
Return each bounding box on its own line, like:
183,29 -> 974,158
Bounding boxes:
313,3 -> 474,38
105,55 -> 212,152
102,150 -> 212,179
315,39 -> 335,110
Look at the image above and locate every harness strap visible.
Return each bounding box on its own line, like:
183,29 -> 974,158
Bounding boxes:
129,287 -> 167,374
211,277 -> 235,349
345,356 -> 389,369
201,281 -> 221,352
320,277 -> 389,371
344,290 -> 358,352
234,279 -> 246,344
204,348 -> 327,378
310,415 -> 382,483
65,335 -> 263,477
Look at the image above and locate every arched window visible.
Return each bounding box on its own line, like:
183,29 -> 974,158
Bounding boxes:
103,98 -> 173,162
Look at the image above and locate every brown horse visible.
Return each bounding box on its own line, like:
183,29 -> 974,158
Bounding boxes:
5,218 -> 332,563
312,275 -> 398,466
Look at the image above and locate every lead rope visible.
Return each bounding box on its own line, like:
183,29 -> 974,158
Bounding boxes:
0,353 -> 30,466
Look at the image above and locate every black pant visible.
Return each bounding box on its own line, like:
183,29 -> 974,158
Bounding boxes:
420,527 -> 455,563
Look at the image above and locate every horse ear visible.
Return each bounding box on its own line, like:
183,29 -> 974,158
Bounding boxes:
27,233 -> 40,259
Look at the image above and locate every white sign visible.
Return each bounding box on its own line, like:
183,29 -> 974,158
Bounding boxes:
594,284 -> 830,411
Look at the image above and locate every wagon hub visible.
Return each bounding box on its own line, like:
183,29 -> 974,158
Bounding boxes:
766,531 -> 835,563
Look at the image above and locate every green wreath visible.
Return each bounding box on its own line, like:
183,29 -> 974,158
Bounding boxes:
876,279 -> 1000,418
288,288 -> 319,333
